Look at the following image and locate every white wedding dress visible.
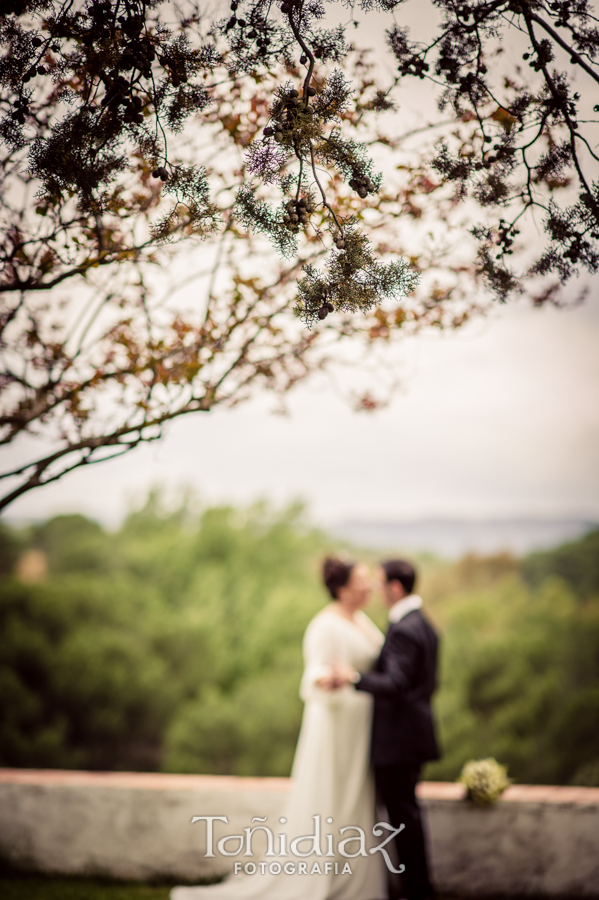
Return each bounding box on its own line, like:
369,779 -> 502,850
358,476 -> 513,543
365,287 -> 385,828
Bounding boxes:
171,605 -> 387,900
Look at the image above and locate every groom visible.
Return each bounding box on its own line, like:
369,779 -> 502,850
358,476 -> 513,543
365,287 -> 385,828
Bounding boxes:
335,559 -> 440,900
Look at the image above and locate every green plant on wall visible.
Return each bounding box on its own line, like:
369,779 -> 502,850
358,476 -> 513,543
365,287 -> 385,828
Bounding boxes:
458,757 -> 511,805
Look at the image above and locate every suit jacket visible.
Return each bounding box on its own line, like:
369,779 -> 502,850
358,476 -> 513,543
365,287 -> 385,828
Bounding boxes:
356,608 -> 441,766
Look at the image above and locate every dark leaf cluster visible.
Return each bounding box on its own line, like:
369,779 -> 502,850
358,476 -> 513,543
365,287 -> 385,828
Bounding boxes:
387,0 -> 599,299
235,184 -> 300,257
294,229 -> 419,325
3,0 -> 599,317
150,166 -> 219,243
1,0 -> 219,223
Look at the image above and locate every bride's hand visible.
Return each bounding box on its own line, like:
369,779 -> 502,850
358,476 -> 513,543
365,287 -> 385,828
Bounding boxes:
315,670 -> 338,690
316,663 -> 358,690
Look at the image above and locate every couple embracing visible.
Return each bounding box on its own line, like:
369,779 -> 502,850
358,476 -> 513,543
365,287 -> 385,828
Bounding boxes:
172,556 -> 441,900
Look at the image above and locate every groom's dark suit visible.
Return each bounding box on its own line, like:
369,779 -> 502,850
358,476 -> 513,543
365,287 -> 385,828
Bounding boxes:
355,600 -> 440,900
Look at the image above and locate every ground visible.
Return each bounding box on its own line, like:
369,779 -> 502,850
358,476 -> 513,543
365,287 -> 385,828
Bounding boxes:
0,873 -> 171,899
0,874 -> 564,900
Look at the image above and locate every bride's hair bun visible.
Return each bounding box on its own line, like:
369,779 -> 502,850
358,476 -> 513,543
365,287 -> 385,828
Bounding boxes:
323,556 -> 354,600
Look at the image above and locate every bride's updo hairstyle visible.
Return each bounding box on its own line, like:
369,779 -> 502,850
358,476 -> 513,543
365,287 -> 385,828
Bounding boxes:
323,556 -> 355,600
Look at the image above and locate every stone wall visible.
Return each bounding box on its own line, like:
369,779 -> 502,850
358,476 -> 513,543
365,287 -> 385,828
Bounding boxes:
1,769 -> 598,896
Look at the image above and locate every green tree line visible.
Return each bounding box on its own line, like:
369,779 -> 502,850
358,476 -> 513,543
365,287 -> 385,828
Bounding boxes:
1,497 -> 598,785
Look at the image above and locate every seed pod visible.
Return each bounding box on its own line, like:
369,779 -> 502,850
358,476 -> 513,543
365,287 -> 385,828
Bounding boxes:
349,179 -> 358,190
325,302 -> 334,313
263,126 -> 274,136
317,306 -> 329,320
307,86 -> 316,96
358,185 -> 368,198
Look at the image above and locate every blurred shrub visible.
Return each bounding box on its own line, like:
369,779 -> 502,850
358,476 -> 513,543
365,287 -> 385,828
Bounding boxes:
0,578 -> 175,769
0,522 -> 26,577
1,499 -> 598,784
522,528 -> 599,600
0,496 -> 326,774
425,559 -> 599,786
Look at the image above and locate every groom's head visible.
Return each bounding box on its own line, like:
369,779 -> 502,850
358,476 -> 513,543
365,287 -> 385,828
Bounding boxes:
379,559 -> 416,607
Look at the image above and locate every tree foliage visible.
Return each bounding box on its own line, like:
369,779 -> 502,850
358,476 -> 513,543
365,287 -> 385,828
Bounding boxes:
2,0 -> 598,509
1,500 -> 598,785
389,0 -> 599,298
1,0 -> 598,304
0,53 -> 484,511
0,0 -> 419,321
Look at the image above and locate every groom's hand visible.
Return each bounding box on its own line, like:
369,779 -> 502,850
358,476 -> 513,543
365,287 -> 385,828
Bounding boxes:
332,662 -> 360,687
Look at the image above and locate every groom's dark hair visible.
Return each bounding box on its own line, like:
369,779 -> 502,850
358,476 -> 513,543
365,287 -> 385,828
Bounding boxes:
381,559 -> 416,595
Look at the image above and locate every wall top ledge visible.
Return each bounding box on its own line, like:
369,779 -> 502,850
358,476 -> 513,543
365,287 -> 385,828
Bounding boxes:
0,769 -> 290,793
1,769 -> 598,805
417,781 -> 599,805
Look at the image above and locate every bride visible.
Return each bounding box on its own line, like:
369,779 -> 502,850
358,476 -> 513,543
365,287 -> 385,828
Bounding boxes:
171,556 -> 387,900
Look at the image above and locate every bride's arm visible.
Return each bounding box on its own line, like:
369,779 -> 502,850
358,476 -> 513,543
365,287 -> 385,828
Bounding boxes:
299,616 -> 342,700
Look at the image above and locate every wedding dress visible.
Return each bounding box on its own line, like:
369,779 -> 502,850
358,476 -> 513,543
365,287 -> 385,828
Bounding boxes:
171,604 -> 387,900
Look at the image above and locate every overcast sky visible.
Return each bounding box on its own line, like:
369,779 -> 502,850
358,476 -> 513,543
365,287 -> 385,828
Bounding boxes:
5,283 -> 599,527
3,5 -> 599,528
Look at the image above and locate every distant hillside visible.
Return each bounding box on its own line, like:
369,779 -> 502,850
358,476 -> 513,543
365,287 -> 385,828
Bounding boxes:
328,518 -> 598,558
